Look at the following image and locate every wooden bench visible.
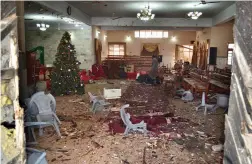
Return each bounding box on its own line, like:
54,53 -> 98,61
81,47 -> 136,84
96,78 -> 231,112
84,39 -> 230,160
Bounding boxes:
208,72 -> 231,94
103,55 -> 153,72
183,71 -> 209,97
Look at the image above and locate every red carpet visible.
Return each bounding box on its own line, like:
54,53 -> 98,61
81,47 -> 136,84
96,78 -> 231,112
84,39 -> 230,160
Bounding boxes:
108,113 -> 190,135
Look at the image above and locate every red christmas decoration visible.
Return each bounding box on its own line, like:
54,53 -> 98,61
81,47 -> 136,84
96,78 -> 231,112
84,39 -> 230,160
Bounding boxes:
91,64 -> 106,80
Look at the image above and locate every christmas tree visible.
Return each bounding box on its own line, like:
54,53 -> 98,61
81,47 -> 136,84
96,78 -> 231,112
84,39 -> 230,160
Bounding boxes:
50,31 -> 84,96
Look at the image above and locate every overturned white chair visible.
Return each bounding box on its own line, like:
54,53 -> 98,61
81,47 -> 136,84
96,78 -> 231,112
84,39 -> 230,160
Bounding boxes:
120,104 -> 147,136
88,92 -> 111,113
26,91 -> 61,143
196,92 -> 215,115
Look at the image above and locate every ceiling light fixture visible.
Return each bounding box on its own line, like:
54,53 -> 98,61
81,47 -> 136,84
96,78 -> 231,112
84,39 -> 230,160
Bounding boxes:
171,36 -> 177,42
36,17 -> 50,31
36,23 -> 50,31
126,36 -> 132,42
137,5 -> 155,21
187,11 -> 202,20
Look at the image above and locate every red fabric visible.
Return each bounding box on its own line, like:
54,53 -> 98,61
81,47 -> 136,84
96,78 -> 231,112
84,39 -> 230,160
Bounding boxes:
127,72 -> 137,79
140,71 -> 147,75
79,70 -> 93,84
108,114 -> 190,135
91,64 -> 106,79
46,80 -> 51,90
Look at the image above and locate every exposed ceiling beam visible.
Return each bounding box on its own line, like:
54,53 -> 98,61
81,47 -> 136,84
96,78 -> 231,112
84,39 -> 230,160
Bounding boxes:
213,3 -> 236,26
101,26 -> 203,31
37,1 -> 91,25
91,17 -> 212,28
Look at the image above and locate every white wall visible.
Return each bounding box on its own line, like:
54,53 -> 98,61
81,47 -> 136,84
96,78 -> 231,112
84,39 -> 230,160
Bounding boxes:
106,30 -> 196,67
25,27 -> 94,70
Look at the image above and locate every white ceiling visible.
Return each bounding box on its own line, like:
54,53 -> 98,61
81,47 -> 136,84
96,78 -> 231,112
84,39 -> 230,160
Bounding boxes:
24,1 -> 90,30
67,1 -> 235,18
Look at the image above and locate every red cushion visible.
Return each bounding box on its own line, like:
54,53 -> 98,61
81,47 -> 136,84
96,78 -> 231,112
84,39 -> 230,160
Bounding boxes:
140,71 -> 147,75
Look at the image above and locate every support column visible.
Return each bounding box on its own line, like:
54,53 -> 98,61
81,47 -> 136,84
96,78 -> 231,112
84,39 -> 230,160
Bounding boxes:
16,1 -> 28,102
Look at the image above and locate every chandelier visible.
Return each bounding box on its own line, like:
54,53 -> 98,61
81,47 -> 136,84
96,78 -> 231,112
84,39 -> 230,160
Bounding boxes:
187,11 -> 202,20
36,23 -> 50,31
137,6 -> 155,21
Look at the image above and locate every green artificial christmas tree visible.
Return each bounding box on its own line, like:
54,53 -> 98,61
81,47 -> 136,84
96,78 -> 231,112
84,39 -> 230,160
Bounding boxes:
50,31 -> 84,96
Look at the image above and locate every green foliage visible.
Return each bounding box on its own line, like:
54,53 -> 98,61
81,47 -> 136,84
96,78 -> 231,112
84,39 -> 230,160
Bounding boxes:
50,31 -> 84,96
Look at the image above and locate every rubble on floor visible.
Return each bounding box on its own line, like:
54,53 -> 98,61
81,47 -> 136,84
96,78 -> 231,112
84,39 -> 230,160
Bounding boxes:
33,80 -> 225,164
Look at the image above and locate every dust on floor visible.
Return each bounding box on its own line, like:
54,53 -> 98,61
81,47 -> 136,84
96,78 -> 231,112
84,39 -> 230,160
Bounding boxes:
34,80 -> 224,164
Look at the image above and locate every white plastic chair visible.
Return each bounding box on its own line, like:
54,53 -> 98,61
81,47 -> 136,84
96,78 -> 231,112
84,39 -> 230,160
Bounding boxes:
88,92 -> 111,113
181,90 -> 194,102
26,148 -> 48,164
27,91 -> 61,137
120,104 -> 147,136
196,92 -> 215,115
25,122 -> 57,145
88,92 -> 98,103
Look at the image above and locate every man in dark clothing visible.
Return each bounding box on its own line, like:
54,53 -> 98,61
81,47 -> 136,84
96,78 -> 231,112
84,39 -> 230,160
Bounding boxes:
137,55 -> 161,85
149,55 -> 159,80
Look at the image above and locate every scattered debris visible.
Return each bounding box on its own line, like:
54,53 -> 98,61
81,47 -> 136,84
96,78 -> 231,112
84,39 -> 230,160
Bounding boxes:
34,81 -> 224,164
68,98 -> 83,103
91,141 -> 103,148
107,81 -> 114,84
142,147 -> 146,164
56,149 -> 68,153
122,159 -> 130,164
205,143 -> 212,149
51,158 -> 56,162
71,120 -> 77,128
120,81 -> 126,85
196,131 -> 205,136
212,144 -> 223,152
184,133 -> 195,138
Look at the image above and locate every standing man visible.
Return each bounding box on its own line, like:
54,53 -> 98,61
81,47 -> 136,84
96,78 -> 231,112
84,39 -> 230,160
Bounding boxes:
148,55 -> 159,84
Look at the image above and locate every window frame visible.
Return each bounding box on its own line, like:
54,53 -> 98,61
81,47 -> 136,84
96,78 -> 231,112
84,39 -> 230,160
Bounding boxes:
227,43 -> 234,65
134,30 -> 169,38
108,42 -> 126,56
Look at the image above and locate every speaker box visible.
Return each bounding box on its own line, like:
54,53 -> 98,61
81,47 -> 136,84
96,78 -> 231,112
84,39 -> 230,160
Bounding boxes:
209,47 -> 217,65
158,55 -> 163,63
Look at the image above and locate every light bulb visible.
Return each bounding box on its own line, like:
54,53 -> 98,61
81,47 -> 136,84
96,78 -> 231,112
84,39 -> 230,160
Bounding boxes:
46,24 -> 50,28
36,24 -> 40,27
41,23 -> 45,27
40,27 -> 46,31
